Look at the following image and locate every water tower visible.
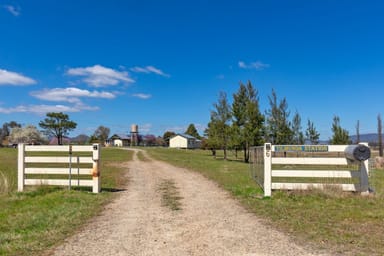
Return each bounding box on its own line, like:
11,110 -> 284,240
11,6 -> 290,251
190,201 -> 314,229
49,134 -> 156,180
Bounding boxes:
130,124 -> 139,146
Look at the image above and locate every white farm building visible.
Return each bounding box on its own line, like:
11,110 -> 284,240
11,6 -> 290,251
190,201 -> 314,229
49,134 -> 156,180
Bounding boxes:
106,134 -> 131,147
169,134 -> 201,149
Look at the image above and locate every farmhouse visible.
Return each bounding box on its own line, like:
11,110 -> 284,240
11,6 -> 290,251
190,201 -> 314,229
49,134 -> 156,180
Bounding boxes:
169,134 -> 201,149
106,134 -> 130,147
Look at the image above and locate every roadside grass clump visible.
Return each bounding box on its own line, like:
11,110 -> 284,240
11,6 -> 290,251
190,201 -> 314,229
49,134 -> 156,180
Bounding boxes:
0,148 -> 18,193
0,147 -> 132,256
157,179 -> 183,211
146,147 -> 384,256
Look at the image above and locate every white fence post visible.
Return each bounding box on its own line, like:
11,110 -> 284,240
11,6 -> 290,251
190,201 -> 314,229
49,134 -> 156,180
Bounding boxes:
17,143 -> 25,192
264,143 -> 272,197
92,144 -> 101,193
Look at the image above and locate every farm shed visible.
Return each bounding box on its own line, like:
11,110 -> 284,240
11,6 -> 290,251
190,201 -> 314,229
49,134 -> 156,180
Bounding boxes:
107,134 -> 130,147
169,134 -> 201,149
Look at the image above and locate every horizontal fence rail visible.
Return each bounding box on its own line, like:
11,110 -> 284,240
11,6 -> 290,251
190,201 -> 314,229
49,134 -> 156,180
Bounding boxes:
18,144 -> 101,193
250,143 -> 370,197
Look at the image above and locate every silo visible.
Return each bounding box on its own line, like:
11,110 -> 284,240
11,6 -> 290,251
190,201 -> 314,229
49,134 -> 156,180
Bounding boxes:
130,124 -> 139,146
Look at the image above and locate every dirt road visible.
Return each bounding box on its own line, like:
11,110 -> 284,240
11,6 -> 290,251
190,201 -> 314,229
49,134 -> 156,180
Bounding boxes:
52,149 -> 325,256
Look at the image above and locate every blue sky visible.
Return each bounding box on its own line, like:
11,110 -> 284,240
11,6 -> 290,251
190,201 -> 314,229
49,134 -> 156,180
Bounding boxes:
1,1 -> 383,140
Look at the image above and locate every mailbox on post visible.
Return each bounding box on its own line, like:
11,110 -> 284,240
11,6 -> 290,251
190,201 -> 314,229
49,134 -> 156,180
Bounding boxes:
344,144 -> 371,162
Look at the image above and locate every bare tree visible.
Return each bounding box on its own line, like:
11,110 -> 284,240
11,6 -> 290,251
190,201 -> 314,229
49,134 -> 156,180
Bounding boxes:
355,120 -> 360,144
93,125 -> 110,145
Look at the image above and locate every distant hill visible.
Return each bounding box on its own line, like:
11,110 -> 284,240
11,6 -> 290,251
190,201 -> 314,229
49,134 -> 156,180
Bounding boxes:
317,133 -> 383,145
71,134 -> 90,144
350,133 -> 383,143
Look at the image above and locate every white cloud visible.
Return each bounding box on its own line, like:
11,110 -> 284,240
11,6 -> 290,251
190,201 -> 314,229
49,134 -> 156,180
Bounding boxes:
30,87 -> 116,103
132,93 -> 151,100
238,61 -> 270,70
0,103 -> 98,114
67,65 -> 134,87
4,5 -> 20,16
0,69 -> 36,85
130,65 -> 170,77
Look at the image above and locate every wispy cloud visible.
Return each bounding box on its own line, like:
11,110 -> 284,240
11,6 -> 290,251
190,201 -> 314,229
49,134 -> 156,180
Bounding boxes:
0,69 -> 36,85
130,66 -> 170,77
0,103 -> 98,114
4,5 -> 20,16
67,65 -> 134,87
132,93 -> 151,100
139,123 -> 152,133
30,87 -> 116,103
238,61 -> 270,70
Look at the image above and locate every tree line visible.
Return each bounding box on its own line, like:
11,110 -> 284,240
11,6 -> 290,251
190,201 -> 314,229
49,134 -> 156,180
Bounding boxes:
0,112 -> 102,146
205,81 -> 383,162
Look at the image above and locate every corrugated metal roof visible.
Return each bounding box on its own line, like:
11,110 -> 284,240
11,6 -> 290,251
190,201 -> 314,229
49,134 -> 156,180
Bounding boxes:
110,134 -> 130,140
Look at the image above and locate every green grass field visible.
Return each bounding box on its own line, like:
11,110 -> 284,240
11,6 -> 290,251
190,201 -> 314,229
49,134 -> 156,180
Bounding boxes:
0,147 -> 132,256
1,146 -> 384,255
146,147 -> 384,256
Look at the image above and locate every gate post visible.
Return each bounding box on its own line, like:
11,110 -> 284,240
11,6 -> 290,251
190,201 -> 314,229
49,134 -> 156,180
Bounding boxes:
18,143 -> 25,192
92,144 -> 101,193
264,143 -> 272,197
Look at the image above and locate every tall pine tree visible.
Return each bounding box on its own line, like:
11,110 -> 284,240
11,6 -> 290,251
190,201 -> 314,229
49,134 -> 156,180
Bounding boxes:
330,115 -> 350,145
292,111 -> 304,144
232,81 -> 264,162
306,119 -> 320,145
265,89 -> 293,144
206,92 -> 232,160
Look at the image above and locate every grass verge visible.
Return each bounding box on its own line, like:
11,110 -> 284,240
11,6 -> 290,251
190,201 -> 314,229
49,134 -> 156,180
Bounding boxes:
146,147 -> 384,256
0,147 -> 132,256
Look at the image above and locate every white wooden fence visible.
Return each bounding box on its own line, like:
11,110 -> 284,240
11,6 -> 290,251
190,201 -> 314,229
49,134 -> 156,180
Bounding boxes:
250,143 -> 370,197
18,144 -> 101,193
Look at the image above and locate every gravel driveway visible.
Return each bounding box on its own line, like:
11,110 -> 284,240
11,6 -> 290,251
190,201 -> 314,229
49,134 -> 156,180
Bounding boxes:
52,149 -> 327,256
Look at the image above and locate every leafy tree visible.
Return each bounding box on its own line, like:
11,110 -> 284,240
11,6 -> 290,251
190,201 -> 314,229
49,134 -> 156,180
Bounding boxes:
93,125 -> 110,145
142,134 -> 157,146
9,125 -> 46,144
291,111 -> 304,144
305,119 -> 320,145
0,121 -> 21,145
330,115 -> 350,145
88,135 -> 99,144
39,112 -> 77,145
185,123 -> 200,139
206,92 -> 232,160
265,89 -> 293,144
163,131 -> 176,146
231,81 -> 264,162
155,136 -> 166,147
204,122 -> 220,157
378,114 -> 383,157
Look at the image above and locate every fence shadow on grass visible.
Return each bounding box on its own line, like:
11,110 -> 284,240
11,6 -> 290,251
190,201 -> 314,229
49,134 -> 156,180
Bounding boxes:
101,187 -> 127,193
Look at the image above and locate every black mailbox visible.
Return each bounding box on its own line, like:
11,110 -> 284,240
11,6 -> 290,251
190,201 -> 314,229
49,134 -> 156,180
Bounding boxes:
344,144 -> 371,162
